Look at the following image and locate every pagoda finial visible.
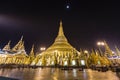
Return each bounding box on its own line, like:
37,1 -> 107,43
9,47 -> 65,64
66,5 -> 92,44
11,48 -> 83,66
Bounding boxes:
60,20 -> 62,26
58,20 -> 64,36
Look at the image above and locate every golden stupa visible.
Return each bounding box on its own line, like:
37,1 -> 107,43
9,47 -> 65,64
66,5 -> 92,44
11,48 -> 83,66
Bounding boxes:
44,21 -> 78,53
32,21 -> 80,66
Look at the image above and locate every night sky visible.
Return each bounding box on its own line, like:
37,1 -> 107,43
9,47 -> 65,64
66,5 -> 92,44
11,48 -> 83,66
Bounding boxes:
0,0 -> 120,53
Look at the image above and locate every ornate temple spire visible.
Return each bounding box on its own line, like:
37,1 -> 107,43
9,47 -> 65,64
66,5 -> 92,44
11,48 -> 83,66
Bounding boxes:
55,21 -> 68,42
3,40 -> 11,51
29,44 -> 35,58
115,46 -> 120,56
20,35 -> 23,41
12,36 -> 24,51
19,41 -> 25,51
104,40 -> 113,57
58,21 -> 64,36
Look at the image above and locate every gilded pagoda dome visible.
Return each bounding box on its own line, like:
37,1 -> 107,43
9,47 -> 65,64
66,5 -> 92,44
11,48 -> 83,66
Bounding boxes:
46,21 -> 75,52
32,21 -> 80,66
40,21 -> 79,54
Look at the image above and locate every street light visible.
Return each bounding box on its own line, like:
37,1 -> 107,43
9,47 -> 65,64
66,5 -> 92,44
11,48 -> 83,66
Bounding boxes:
97,42 -> 105,46
40,47 -> 46,51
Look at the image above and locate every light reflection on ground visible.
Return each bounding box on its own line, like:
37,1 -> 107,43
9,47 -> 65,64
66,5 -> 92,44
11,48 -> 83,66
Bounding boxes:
0,68 -> 120,80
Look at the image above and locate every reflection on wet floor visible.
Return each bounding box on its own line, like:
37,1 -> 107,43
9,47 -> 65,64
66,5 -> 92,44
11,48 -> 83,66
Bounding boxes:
116,72 -> 120,78
0,68 -> 120,80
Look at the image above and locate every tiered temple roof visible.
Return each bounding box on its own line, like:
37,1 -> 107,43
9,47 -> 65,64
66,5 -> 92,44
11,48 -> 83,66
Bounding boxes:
0,37 -> 28,64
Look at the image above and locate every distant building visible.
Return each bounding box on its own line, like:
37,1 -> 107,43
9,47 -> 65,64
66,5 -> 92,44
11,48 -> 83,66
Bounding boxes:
0,37 -> 28,64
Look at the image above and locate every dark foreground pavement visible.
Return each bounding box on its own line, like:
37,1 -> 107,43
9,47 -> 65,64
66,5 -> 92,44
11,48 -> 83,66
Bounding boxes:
0,76 -> 18,80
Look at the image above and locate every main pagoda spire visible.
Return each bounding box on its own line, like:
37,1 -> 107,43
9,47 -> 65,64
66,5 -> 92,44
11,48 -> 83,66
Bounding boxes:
55,21 -> 68,42
58,21 -> 64,36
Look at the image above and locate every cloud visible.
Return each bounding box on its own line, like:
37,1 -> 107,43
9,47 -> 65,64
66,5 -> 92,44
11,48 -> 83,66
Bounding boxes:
0,14 -> 26,30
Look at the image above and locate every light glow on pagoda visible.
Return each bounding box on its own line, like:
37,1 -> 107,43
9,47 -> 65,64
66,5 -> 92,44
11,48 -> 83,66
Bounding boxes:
72,60 -> 76,66
81,60 -> 85,66
64,61 -> 68,66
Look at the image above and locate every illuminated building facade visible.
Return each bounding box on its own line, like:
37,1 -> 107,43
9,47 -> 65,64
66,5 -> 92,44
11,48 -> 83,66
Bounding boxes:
0,37 -> 28,65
